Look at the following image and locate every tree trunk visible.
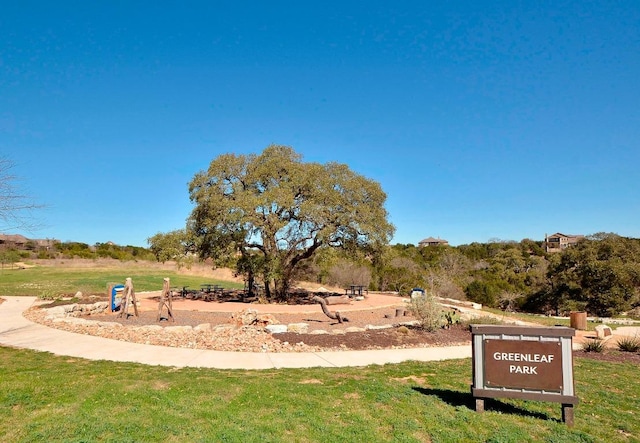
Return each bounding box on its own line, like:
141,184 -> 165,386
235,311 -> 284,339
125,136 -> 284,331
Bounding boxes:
312,296 -> 348,323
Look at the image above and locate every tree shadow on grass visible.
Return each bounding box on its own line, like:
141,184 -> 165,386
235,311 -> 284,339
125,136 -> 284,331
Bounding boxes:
412,387 -> 557,422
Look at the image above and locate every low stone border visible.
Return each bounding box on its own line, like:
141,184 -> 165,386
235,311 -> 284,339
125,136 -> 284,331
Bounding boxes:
37,303 -> 420,336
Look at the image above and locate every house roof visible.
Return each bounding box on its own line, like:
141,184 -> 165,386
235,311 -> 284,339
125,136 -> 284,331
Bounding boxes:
418,237 -> 449,244
546,233 -> 583,239
0,234 -> 29,244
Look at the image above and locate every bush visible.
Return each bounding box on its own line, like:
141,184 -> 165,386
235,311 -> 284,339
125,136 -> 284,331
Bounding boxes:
407,294 -> 444,332
616,336 -> 640,353
627,307 -> 640,321
582,339 -> 605,353
464,280 -> 500,308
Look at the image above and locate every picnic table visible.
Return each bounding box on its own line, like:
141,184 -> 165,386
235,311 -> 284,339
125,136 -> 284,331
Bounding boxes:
345,285 -> 367,297
200,283 -> 224,301
180,286 -> 199,298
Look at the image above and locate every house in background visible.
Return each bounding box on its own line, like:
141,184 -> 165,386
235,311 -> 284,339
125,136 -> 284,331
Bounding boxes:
0,234 -> 57,251
544,233 -> 584,253
418,237 -> 449,247
0,234 -> 29,249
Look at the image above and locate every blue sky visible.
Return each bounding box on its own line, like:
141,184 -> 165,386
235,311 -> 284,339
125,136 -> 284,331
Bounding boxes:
2,1 -> 639,247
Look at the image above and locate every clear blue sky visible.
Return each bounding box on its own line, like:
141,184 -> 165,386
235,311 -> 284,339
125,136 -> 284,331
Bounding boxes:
2,1 -> 639,247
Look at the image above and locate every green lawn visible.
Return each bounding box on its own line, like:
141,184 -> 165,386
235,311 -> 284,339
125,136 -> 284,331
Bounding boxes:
0,263 -> 242,298
0,347 -> 637,442
482,308 -> 611,331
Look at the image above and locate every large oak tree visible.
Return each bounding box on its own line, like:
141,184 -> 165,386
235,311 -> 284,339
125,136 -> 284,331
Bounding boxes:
187,145 -> 394,300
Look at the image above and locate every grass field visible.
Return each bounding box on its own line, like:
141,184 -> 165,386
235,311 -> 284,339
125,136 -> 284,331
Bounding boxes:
482,308 -> 612,331
0,260 -> 243,298
0,347 -> 637,442
1,260 -> 639,441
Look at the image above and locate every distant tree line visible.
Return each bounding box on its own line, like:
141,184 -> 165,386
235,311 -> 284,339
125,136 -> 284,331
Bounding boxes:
148,228 -> 640,317
2,240 -> 155,262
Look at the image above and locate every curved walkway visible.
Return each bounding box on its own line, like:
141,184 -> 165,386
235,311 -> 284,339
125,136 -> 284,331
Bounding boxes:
0,297 -> 471,370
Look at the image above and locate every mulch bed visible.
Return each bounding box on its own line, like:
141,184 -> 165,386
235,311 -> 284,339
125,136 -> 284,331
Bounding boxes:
573,350 -> 640,364
274,324 -> 471,350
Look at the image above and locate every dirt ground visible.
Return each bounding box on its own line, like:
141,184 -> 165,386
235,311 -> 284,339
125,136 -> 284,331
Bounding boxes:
14,282 -> 640,361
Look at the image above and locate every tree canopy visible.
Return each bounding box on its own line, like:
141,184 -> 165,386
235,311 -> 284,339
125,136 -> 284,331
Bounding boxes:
547,233 -> 640,317
187,145 -> 394,300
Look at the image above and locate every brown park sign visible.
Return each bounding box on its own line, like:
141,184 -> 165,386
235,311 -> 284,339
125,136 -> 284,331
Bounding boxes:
471,325 -> 578,426
483,339 -> 563,391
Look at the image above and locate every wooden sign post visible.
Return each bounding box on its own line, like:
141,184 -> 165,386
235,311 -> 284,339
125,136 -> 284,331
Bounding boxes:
471,325 -> 578,426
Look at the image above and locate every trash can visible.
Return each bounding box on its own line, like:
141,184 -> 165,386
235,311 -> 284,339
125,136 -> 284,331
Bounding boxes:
569,311 -> 587,330
111,284 -> 125,311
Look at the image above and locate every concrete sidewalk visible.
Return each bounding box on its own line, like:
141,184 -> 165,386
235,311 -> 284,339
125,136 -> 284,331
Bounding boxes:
0,297 -> 471,369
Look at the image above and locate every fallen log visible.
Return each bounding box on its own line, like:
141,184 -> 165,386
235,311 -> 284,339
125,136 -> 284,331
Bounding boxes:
312,296 -> 349,323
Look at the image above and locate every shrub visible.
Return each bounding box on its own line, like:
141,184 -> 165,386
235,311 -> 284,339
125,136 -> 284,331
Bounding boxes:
582,339 -> 605,353
627,307 -> 640,321
616,336 -> 640,353
407,294 -> 444,332
464,280 -> 499,308
443,309 -> 460,328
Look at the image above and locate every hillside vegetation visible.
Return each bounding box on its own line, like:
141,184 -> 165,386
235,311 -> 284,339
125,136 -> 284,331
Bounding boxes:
3,232 -> 640,317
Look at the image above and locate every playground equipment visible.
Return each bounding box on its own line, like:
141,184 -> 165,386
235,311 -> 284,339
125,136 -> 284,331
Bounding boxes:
156,277 -> 175,322
117,277 -> 139,318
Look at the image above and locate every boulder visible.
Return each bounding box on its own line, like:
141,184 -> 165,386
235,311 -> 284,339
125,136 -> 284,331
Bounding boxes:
165,326 -> 193,334
265,324 -> 288,334
63,304 -> 79,313
595,324 -> 613,339
255,314 -> 278,326
96,321 -> 122,328
365,324 -> 392,330
132,325 -> 163,333
54,317 -> 93,326
45,306 -> 66,319
213,324 -> 237,332
287,323 -> 309,334
231,309 -> 259,326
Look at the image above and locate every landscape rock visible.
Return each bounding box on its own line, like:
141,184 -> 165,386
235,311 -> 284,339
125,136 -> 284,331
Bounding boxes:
365,324 -> 393,330
45,306 -> 66,319
595,324 -> 613,339
232,309 -> 259,326
194,323 -> 212,332
165,325 -> 193,334
212,324 -> 237,332
398,320 -> 420,327
132,325 -> 163,333
265,324 -> 288,334
287,323 -> 309,333
345,327 -> 366,333
96,321 -> 122,328
255,313 -> 278,326
53,317 -> 94,326
63,304 -> 79,313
